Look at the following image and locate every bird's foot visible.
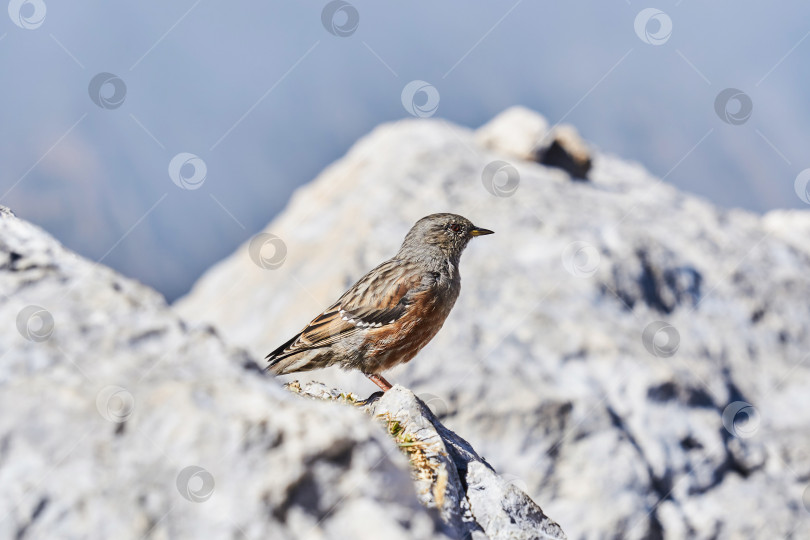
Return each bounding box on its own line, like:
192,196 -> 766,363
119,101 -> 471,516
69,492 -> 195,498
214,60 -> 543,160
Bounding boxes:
356,391 -> 384,407
365,373 -> 393,392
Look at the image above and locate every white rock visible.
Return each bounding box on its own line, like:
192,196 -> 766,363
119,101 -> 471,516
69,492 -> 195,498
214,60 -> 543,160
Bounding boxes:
475,107 -> 592,178
175,111 -> 810,539
290,382 -> 566,540
0,209 -> 448,540
475,106 -> 550,161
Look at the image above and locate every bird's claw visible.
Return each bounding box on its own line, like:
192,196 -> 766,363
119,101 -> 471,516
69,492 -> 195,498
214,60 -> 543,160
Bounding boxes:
356,391 -> 384,407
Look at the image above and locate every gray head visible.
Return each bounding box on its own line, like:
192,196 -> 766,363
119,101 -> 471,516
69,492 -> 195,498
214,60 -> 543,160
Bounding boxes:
398,213 -> 493,261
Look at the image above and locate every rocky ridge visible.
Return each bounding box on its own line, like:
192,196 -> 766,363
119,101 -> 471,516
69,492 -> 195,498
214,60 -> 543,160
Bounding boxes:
0,206 -> 554,539
176,107 -> 810,539
288,381 -> 566,540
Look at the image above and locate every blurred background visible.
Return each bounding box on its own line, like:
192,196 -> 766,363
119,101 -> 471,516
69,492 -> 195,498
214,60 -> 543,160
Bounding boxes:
1,1 -> 809,300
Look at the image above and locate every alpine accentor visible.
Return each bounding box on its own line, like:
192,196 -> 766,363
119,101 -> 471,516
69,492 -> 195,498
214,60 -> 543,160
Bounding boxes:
266,213 -> 493,391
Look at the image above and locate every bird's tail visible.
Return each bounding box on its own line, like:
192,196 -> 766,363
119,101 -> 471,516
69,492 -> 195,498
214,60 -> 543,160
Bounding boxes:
266,332 -> 332,375
265,333 -> 302,374
267,352 -> 327,375
267,356 -> 300,375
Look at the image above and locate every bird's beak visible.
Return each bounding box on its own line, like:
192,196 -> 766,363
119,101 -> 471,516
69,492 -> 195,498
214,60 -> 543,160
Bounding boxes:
470,227 -> 494,237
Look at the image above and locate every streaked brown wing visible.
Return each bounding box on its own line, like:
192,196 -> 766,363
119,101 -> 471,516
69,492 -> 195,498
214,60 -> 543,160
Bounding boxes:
265,258 -> 429,364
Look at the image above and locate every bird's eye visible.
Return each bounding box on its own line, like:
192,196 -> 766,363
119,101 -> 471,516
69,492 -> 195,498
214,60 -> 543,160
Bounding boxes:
449,223 -> 462,233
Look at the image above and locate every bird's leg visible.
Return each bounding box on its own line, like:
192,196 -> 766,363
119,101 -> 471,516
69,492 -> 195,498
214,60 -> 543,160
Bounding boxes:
366,373 -> 393,392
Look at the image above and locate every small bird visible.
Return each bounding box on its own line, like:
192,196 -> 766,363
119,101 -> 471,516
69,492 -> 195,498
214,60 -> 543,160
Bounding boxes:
266,213 -> 493,391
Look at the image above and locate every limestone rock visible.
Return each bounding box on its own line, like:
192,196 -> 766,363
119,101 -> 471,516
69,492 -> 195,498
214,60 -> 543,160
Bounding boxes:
175,109 -> 810,539
289,382 -> 566,540
0,207 -> 448,540
536,124 -> 592,180
475,106 -> 550,162
475,107 -> 592,178
762,208 -> 810,257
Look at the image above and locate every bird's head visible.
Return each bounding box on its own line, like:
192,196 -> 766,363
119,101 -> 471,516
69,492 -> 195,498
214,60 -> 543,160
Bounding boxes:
399,213 -> 493,260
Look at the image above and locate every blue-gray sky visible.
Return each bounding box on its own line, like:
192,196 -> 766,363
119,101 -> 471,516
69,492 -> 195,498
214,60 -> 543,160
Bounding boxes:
1,1 -> 808,300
